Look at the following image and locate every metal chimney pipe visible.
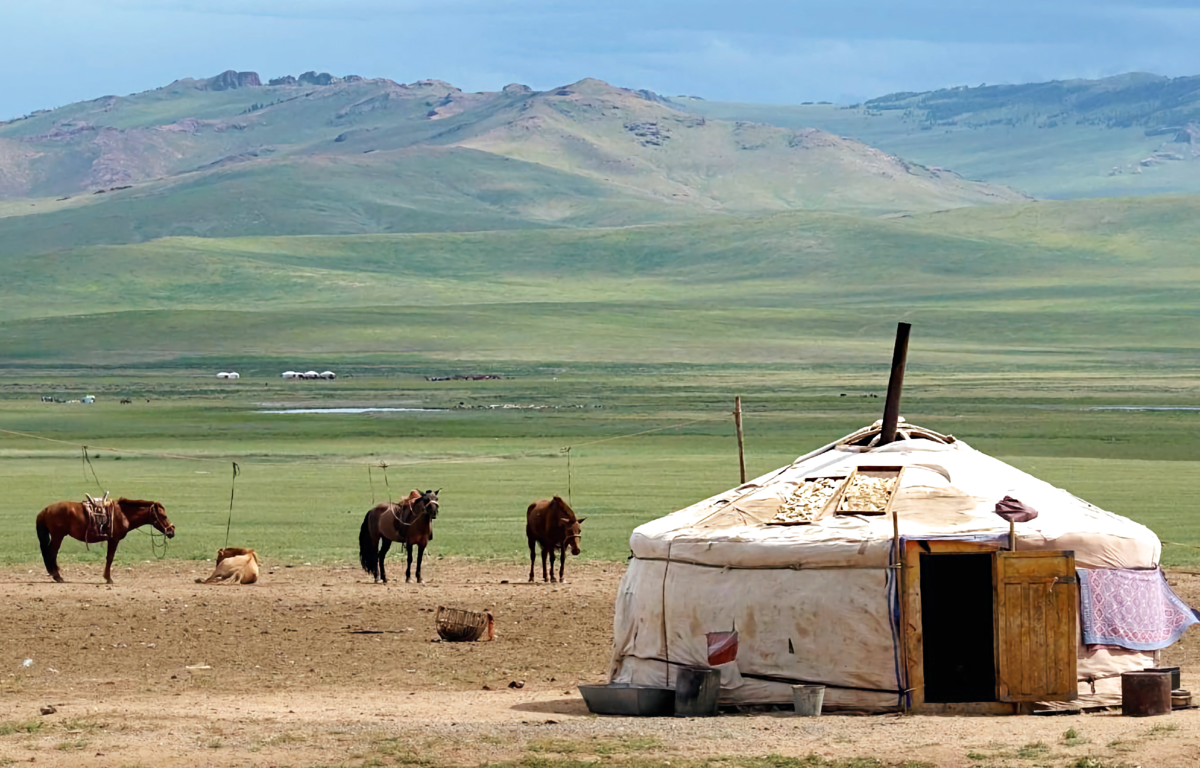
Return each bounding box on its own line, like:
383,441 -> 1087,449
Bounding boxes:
878,322 -> 912,446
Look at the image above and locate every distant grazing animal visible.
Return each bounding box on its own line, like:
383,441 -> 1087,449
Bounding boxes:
119,398 -> 132,404
358,489 -> 440,584
35,497 -> 175,584
196,547 -> 259,584
526,496 -> 586,583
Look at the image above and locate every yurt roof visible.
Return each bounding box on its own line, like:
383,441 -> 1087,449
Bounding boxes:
630,420 -> 1160,571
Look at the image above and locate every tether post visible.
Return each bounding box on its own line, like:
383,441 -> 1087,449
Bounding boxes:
224,461 -> 240,549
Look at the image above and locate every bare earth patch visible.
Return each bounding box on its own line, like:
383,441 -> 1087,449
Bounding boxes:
2,561 -> 1200,767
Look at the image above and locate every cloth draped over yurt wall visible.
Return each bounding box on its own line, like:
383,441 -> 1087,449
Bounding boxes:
609,424 -> 1179,712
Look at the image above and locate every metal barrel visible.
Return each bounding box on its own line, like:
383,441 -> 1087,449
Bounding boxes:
674,666 -> 721,717
1122,670 -> 1173,717
1147,666 -> 1181,691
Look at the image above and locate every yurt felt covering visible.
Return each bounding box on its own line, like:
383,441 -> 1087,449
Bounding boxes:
609,427 -> 1165,712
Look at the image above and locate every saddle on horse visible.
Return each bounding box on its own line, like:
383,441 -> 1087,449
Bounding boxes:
83,493 -> 115,540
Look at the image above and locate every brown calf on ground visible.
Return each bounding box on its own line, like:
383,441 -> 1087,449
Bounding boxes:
526,496 -> 586,583
196,547 -> 259,584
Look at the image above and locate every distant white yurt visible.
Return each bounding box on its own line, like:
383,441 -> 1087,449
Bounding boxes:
281,371 -> 299,379
319,371 -> 336,379
81,395 -> 96,404
217,372 -> 231,379
610,419 -> 1194,714
228,372 -> 240,380
303,370 -> 319,379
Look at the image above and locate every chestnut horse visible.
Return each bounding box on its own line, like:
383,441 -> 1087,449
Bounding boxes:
35,497 -> 175,584
526,495 -> 586,583
358,489 -> 440,584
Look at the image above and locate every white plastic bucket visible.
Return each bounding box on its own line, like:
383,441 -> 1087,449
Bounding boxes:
792,684 -> 825,716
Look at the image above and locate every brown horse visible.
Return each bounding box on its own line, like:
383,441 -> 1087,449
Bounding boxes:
35,498 -> 175,584
527,496 -> 586,583
358,489 -> 440,584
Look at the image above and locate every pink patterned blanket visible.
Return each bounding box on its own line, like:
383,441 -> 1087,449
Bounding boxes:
1078,567 -> 1200,651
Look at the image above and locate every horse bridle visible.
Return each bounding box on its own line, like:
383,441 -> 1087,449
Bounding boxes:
393,493 -> 439,527
129,501 -> 173,558
152,503 -> 172,532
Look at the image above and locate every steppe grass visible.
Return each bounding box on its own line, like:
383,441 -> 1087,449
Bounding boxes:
3,366 -> 1200,567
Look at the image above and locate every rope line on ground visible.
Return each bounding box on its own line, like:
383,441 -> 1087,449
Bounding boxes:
564,417 -> 721,449
1,416 -> 728,471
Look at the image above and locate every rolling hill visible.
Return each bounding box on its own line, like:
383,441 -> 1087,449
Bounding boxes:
3,195 -> 1198,372
677,72 -> 1200,199
3,70 -> 1197,375
0,70 -> 1023,255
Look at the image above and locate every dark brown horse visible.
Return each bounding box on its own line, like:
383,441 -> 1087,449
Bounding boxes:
35,498 -> 175,584
527,496 -> 586,583
358,489 -> 440,584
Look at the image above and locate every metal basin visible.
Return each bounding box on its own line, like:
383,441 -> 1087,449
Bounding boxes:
578,684 -> 675,716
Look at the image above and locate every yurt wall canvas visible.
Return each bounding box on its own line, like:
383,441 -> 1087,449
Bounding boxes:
608,423 -> 1183,714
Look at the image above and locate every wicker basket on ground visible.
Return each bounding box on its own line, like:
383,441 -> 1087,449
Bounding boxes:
435,606 -> 490,642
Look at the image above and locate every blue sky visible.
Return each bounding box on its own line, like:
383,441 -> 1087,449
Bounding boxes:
6,0 -> 1200,119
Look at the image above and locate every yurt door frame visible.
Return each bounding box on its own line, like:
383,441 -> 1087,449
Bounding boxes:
903,540 -> 1078,714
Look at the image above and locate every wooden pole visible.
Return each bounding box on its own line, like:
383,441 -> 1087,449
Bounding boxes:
734,396 -> 746,484
892,476 -> 907,711
879,322 -> 912,445
1009,519 -> 1016,551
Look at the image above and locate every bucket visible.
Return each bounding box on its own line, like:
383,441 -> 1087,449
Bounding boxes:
674,666 -> 721,717
792,684 -> 825,716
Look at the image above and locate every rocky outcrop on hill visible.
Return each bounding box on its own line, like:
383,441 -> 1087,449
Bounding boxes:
635,89 -> 672,104
203,71 -> 262,90
503,83 -> 533,95
298,71 -> 339,86
268,75 -> 297,86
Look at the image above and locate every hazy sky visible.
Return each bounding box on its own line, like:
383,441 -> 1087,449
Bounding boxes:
6,0 -> 1200,120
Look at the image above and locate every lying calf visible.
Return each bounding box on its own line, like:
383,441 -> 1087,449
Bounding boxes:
196,547 -> 259,584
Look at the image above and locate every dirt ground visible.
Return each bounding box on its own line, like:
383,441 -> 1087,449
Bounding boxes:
3,560 -> 1200,768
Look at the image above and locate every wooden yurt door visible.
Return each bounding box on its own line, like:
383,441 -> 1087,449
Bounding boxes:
993,550 -> 1078,702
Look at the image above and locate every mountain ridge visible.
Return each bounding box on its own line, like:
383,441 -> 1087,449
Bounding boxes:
0,70 -> 1023,234
675,71 -> 1200,199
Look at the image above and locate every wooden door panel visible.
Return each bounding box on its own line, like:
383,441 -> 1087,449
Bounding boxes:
994,551 -> 1077,702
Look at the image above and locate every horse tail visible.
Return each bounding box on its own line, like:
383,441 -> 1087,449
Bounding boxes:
358,511 -> 377,575
36,513 -> 56,575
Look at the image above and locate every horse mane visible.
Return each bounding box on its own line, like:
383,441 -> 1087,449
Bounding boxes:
551,495 -> 575,518
116,498 -> 159,510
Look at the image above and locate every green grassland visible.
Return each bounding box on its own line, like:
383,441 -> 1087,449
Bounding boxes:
2,188 -> 1200,571
3,196 -> 1199,366
3,362 -> 1200,571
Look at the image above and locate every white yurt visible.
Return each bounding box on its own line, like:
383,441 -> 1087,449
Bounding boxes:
610,419 -> 1197,714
